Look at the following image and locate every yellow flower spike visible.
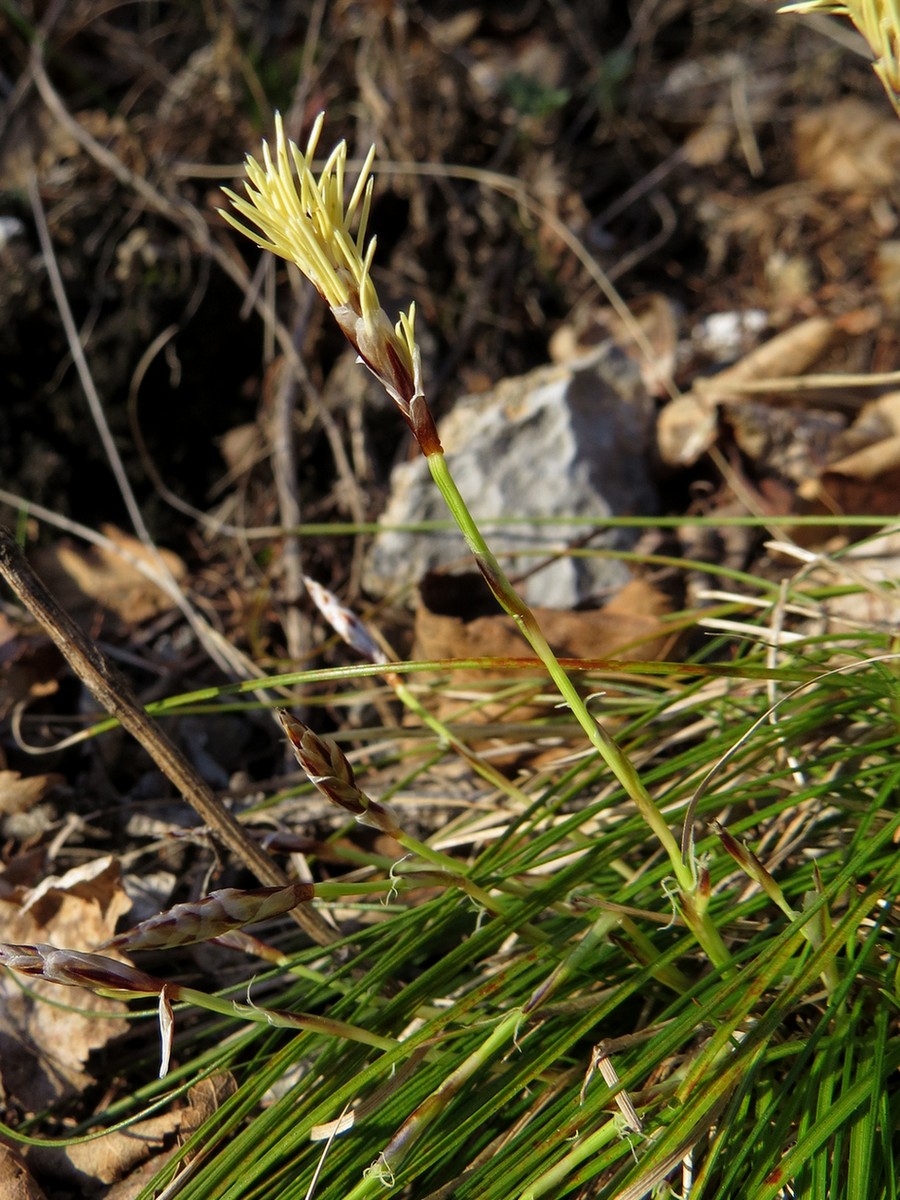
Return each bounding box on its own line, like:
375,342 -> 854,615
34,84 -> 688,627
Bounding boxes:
220,113 -> 434,443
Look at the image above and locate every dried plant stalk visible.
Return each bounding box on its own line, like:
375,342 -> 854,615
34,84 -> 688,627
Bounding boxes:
0,527 -> 335,947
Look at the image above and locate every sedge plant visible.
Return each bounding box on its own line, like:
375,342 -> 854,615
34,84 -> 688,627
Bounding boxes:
7,100 -> 897,1200
5,92 -> 899,1200
219,112 -> 729,971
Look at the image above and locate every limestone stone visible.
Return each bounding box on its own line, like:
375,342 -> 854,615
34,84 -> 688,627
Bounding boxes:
363,342 -> 657,609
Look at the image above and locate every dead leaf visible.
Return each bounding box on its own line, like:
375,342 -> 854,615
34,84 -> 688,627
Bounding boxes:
217,421 -> 266,478
0,1145 -> 47,1200
658,316 -> 839,466
682,117 -> 733,168
0,848 -> 48,894
656,391 -> 720,467
875,241 -> 900,314
32,526 -> 185,627
837,390 -> 900,452
0,857 -> 134,1111
822,530 -> 900,629
794,98 -> 900,193
797,437 -> 900,519
549,294 -> 678,398
794,397 -> 900,515
726,403 -> 846,483
0,771 -> 65,817
0,615 -> 61,721
25,1073 -> 237,1196
813,434 -> 900,485
415,576 -> 676,735
695,316 -> 838,400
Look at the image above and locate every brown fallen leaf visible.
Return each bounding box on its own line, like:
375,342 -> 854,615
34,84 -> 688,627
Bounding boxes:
799,464 -> 900,523
415,576 -> 676,735
655,391 -> 719,468
795,392 -> 900,519
0,1145 -> 47,1200
0,614 -> 61,721
549,294 -> 679,399
874,241 -> 900,314
725,402 -> 846,483
0,770 -> 65,817
697,315 -> 839,401
25,1072 -> 237,1197
0,857 -> 133,1111
835,391 -> 900,454
810,434 -> 900,488
785,394 -> 900,523
31,525 -> 185,627
794,98 -> 900,193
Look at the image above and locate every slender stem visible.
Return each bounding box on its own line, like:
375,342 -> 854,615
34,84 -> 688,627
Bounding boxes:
390,833 -> 551,943
386,670 -> 532,806
173,985 -> 396,1051
524,913 -> 619,1014
514,1118 -> 624,1200
425,454 -> 682,864
343,1009 -> 523,1198
424,453 -> 731,970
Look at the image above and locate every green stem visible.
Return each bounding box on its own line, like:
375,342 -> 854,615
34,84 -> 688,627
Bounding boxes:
317,865 -> 512,919
515,1117 -> 623,1200
425,451 -> 731,970
394,831 -> 551,943
344,1008 -> 524,1198
524,912 -> 619,1014
173,985 -> 396,1051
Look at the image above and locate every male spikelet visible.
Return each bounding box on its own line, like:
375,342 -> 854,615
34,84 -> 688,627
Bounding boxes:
220,114 -> 440,452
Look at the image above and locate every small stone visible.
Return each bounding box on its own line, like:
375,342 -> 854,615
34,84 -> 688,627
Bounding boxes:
364,342 -> 657,609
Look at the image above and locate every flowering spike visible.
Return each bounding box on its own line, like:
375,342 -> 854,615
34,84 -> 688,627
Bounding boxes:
303,574 -> 388,664
778,3 -> 900,115
351,169 -> 376,254
221,113 -> 438,449
98,883 -> 316,953
0,942 -> 167,995
278,710 -> 402,835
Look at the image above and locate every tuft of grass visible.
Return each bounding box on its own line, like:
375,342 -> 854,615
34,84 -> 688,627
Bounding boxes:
3,567 -> 900,1197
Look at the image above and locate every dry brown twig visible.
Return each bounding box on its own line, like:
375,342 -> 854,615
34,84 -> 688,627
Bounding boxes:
0,525 -> 337,946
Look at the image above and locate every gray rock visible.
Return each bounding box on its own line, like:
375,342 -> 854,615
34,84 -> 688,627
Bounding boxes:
364,342 -> 657,609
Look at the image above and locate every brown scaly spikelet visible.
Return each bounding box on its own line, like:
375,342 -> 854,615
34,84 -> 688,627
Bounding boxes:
99,883 -> 317,953
303,574 -> 388,665
278,710 -> 402,836
0,942 -> 166,994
